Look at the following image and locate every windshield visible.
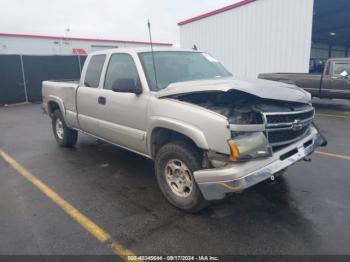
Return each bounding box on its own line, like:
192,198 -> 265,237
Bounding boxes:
138,51 -> 232,91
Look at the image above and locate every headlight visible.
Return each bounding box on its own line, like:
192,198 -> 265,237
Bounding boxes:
228,132 -> 272,161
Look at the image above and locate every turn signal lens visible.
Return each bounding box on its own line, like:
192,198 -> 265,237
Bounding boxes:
228,140 -> 240,161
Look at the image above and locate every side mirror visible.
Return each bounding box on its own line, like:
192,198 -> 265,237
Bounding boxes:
112,78 -> 142,94
340,70 -> 349,78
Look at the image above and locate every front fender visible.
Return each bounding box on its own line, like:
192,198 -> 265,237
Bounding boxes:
147,116 -> 209,156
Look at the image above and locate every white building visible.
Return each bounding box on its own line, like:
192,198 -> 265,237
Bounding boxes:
0,32 -> 172,55
179,0 -> 350,77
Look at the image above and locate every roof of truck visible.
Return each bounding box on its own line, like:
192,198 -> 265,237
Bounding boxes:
327,58 -> 350,62
90,47 -> 199,55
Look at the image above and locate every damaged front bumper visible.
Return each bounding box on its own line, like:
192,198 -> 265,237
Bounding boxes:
194,125 -> 326,200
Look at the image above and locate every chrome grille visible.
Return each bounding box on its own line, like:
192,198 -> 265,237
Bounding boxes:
263,108 -> 314,147
265,110 -> 314,125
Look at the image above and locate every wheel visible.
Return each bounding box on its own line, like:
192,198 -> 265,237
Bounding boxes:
52,110 -> 78,147
154,140 -> 207,213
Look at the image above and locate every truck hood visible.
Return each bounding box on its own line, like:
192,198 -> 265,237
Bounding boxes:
155,77 -> 311,104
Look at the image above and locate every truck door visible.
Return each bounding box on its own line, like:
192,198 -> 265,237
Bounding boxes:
330,61 -> 350,99
76,54 -> 107,136
85,53 -> 148,155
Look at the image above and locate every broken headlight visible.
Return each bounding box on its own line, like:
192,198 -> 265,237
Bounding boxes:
228,132 -> 272,161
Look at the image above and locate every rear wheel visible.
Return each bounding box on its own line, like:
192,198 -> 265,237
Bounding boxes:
52,110 -> 78,147
155,140 -> 207,213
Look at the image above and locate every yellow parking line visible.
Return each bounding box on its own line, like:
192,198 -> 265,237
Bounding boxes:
315,150 -> 350,161
316,113 -> 350,120
0,148 -> 141,262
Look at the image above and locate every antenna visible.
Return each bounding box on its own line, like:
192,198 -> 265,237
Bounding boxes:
147,20 -> 158,89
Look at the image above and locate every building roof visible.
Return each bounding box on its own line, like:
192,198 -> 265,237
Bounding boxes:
178,0 -> 257,26
0,32 -> 172,46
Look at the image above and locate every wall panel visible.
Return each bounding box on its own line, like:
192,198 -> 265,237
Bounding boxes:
180,0 -> 314,77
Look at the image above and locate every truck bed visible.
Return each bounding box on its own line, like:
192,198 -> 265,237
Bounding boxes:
258,73 -> 322,94
259,73 -> 321,82
46,79 -> 79,84
42,80 -> 79,114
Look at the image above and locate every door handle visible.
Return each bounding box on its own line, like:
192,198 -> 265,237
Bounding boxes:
98,96 -> 106,105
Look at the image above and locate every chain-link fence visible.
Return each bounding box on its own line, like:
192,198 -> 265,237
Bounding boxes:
0,55 -> 86,104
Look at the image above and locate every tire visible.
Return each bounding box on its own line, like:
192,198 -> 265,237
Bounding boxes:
52,110 -> 78,147
154,140 -> 207,213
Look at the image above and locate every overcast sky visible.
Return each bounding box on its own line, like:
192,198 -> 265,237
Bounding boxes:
0,0 -> 239,46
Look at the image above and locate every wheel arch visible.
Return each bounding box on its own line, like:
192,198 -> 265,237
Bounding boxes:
47,96 -> 65,117
147,117 -> 209,159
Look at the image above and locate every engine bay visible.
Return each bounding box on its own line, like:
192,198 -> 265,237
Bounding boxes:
175,90 -> 310,125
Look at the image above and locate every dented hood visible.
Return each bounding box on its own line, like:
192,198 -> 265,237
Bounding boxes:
155,77 -> 311,104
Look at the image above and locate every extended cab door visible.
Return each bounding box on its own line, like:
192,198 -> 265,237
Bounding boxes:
76,54 -> 107,136
78,52 -> 149,155
329,61 -> 350,99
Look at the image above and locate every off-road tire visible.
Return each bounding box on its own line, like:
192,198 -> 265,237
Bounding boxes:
52,110 -> 78,147
155,140 -> 207,213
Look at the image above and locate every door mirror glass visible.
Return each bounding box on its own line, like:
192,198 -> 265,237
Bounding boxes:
340,70 -> 348,78
112,78 -> 142,94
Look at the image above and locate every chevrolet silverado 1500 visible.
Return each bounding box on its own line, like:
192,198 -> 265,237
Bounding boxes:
259,58 -> 350,99
42,48 -> 326,212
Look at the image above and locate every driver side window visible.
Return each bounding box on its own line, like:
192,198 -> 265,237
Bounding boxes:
104,54 -> 140,90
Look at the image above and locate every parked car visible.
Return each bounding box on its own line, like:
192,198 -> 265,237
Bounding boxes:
42,48 -> 326,212
259,58 -> 350,99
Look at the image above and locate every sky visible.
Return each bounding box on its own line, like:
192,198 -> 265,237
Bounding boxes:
0,0 -> 239,46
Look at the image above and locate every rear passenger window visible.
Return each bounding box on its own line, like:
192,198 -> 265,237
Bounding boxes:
84,55 -> 106,87
104,54 -> 139,90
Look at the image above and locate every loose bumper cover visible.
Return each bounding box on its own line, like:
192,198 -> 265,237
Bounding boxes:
194,126 -> 325,200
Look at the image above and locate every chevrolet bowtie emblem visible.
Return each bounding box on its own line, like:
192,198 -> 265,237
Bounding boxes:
291,119 -> 304,131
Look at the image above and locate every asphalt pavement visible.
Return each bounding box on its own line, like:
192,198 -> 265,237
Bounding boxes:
0,100 -> 350,258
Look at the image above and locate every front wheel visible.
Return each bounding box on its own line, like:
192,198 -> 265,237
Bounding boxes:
154,141 -> 207,213
52,110 -> 78,147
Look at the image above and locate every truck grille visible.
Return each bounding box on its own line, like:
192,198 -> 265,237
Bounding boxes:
268,126 -> 309,144
263,108 -> 314,147
265,110 -> 314,124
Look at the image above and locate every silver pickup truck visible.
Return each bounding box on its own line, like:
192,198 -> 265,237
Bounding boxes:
42,48 -> 326,212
